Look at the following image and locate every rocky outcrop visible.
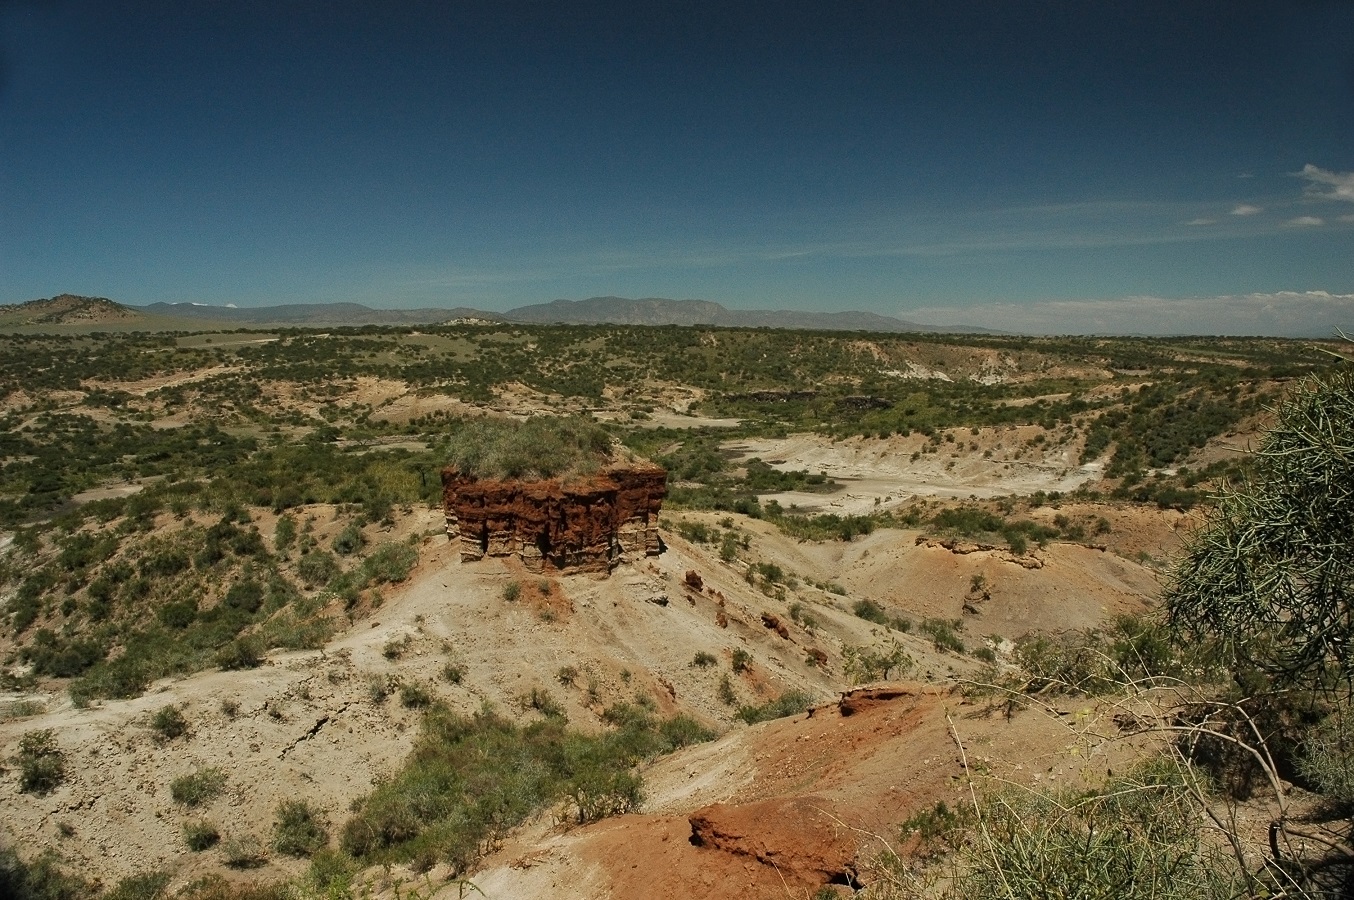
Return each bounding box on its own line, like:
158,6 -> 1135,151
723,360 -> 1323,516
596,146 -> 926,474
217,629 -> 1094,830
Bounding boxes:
687,798 -> 859,888
441,463 -> 667,573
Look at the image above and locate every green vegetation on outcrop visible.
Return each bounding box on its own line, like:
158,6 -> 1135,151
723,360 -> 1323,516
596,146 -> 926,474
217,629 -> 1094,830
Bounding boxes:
442,415 -> 617,480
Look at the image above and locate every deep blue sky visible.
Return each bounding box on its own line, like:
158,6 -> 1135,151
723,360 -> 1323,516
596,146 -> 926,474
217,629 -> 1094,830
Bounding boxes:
2,1 -> 1353,333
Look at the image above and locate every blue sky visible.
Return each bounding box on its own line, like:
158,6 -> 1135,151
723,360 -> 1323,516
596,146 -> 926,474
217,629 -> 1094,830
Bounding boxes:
1,1 -> 1352,334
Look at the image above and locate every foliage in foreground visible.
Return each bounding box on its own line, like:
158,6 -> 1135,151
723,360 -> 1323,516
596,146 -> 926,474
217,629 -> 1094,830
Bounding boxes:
1003,614 -> 1181,696
946,762 -> 1242,900
1164,364 -> 1354,692
340,701 -> 713,875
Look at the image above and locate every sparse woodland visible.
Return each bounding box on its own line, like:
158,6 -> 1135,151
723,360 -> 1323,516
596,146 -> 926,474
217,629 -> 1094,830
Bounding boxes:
1,320 -> 1350,898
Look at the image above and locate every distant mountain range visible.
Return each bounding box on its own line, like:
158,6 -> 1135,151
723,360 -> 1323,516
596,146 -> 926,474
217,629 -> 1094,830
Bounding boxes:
135,301 -> 493,326
499,296 -> 990,332
2,294 -> 994,333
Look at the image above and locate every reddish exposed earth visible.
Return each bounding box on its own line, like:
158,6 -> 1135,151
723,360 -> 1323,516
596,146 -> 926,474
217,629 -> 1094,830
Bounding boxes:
442,464 -> 667,573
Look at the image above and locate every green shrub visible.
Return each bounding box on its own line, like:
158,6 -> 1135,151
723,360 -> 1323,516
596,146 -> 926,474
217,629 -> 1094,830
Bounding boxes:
303,850 -> 357,897
931,506 -> 1005,536
731,648 -> 752,673
175,873 -> 290,900
1106,614 -> 1176,681
69,654 -> 149,705
899,799 -> 974,855
273,514 -> 297,554
518,687 -> 566,720
853,599 -> 889,625
399,682 -> 433,709
183,820 -> 221,851
502,580 -> 521,602
2,699 -> 43,720
788,602 -> 816,629
953,762 -> 1237,899
104,871 -> 171,900
0,847 -> 100,898
170,767 -> 227,807
842,640 -> 913,684
272,800 -> 329,858
691,651 -> 717,667
444,416 -> 615,480
920,618 -> 965,653
16,729 -> 65,795
223,579 -> 264,613
149,705 -> 189,741
362,542 -> 417,584
1298,708 -> 1354,805
21,631 -> 105,679
658,715 -> 716,749
366,675 -> 394,704
752,561 -> 784,584
735,690 -> 814,725
339,702 -> 707,874
382,635 -> 411,660
676,521 -> 712,543
157,600 -> 197,629
215,637 -> 262,670
221,834 -> 268,869
331,523 -> 365,556
296,550 -> 340,588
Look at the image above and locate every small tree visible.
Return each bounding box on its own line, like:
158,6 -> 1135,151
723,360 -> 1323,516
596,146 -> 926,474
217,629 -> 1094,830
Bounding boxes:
1164,362 -> 1354,691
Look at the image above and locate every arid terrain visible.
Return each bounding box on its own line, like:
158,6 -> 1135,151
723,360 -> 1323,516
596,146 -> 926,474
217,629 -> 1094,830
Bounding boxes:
0,301 -> 1338,898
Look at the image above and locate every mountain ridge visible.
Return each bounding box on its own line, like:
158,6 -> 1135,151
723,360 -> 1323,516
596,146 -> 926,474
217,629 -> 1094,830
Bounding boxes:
500,296 -> 990,332
3,294 -> 994,333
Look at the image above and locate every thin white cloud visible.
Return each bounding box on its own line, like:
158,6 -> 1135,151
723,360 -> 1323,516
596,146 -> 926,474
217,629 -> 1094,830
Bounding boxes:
904,291 -> 1354,337
1184,218 -> 1216,226
1340,214 -> 1354,223
1286,216 -> 1325,227
1230,204 -> 1262,216
1297,164 -> 1354,202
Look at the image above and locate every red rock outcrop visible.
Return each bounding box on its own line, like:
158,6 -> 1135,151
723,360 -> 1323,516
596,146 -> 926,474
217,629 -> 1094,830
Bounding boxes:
687,798 -> 859,887
441,463 -> 666,573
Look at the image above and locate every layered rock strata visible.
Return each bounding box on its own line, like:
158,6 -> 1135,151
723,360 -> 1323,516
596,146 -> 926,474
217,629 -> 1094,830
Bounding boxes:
441,463 -> 667,573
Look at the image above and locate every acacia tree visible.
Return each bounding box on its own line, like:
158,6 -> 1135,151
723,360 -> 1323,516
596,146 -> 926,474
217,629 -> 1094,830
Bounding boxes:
1164,361 -> 1354,691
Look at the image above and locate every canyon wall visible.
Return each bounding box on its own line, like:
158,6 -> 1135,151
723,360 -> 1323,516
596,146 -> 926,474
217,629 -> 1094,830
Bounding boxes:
440,463 -> 667,573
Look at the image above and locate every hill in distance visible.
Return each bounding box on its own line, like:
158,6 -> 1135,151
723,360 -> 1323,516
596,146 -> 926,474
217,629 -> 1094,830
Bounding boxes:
3,293 -> 994,333
0,294 -> 144,326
